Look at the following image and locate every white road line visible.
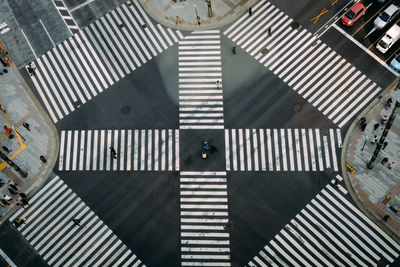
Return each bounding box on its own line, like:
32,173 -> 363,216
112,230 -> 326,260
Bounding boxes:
161,130 -> 165,171
86,130 -> 92,170
79,130 -> 85,170
329,129 -> 338,171
239,129 -> 245,171
134,129 -> 139,171
266,129 -> 273,171
120,130 -> 125,171
253,129 -> 259,171
301,129 -> 309,171
127,130 -> 132,171
168,129 -> 173,171
323,136 -> 330,169
154,129 -> 159,171
287,129 -> 295,171
332,24 -> 398,76
21,29 -> 37,58
315,129 -> 324,171
59,130 -> 65,171
280,129 -> 287,171
246,129 -> 252,171
93,130 -> 99,170
273,129 -> 280,171
308,129 -> 317,171
232,129 -> 238,171
141,129 -> 145,170
294,129 -> 302,171
71,130 -> 78,171
148,130 -> 152,171
225,130 -> 230,171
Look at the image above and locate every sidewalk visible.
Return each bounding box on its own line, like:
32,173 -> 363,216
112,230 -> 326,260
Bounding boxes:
344,83 -> 400,242
0,65 -> 58,224
139,0 -> 258,31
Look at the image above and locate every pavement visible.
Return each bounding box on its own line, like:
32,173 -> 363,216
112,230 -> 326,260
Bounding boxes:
139,0 -> 259,31
343,81 -> 400,243
0,63 -> 58,224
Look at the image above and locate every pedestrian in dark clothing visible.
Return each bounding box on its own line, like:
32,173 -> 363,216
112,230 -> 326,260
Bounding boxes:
2,146 -> 11,153
383,215 -> 390,222
248,7 -> 252,16
72,218 -> 81,226
0,103 -> 5,113
267,27 -> 272,36
381,157 -> 389,164
231,45 -> 236,54
23,122 -> 30,131
4,125 -> 11,134
385,98 -> 392,110
40,155 -> 47,163
381,115 -> 388,124
361,122 -> 367,132
371,135 -> 378,144
359,117 -> 366,124
197,16 -> 201,26
382,142 -> 388,150
109,146 -> 118,159
373,123 -> 379,131
9,183 -> 18,191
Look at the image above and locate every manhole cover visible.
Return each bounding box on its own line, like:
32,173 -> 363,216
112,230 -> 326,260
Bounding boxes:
261,48 -> 269,55
320,127 -> 329,135
293,103 -> 302,112
121,105 -> 131,115
291,22 -> 300,29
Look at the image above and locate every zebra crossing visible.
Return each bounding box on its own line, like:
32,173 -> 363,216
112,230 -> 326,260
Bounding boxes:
248,175 -> 400,267
180,171 -> 231,266
179,30 -> 225,130
224,0 -> 382,128
224,128 -> 341,172
9,176 -> 145,267
58,129 -> 180,171
52,0 -> 79,34
29,0 -> 184,123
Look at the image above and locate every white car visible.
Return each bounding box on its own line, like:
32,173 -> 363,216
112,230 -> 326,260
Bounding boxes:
374,4 -> 400,30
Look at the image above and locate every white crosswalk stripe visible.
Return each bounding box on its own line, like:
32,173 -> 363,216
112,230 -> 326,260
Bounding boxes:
179,31 -> 225,130
224,0 -> 382,128
9,176 -> 145,267
248,177 -> 400,267
58,129 -> 179,171
180,171 -> 231,266
27,0 -> 184,123
225,129 -> 340,171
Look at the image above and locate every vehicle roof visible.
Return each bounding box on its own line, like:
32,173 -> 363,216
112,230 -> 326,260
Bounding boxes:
383,4 -> 400,15
350,2 -> 365,12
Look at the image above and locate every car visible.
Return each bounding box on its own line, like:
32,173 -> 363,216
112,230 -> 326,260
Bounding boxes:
341,2 -> 367,27
374,4 -> 400,29
390,53 -> 400,72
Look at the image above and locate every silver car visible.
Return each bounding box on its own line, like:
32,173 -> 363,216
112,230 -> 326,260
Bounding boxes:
374,4 -> 400,29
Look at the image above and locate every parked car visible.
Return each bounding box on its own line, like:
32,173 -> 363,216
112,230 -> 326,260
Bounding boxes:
341,2 -> 367,27
376,24 -> 400,53
374,4 -> 400,29
390,53 -> 400,72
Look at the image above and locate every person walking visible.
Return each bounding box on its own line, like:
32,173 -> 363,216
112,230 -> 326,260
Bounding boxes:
231,45 -> 236,54
381,115 -> 388,124
72,218 -> 81,226
197,16 -> 201,26
267,26 -> 272,36
382,141 -> 388,150
389,161 -> 395,169
361,121 -> 367,132
175,16 -> 182,24
40,155 -> 47,163
4,125 -> 11,134
371,135 -> 378,144
110,146 -> 118,159
373,123 -> 379,131
381,157 -> 389,164
23,122 -> 30,131
248,6 -> 252,16
216,80 -> 222,89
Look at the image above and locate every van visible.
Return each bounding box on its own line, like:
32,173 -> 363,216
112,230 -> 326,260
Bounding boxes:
376,24 -> 400,53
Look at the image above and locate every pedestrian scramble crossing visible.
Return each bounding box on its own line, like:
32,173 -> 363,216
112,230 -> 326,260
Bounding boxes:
179,31 -> 225,130
29,0 -> 184,123
9,176 -> 145,267
224,128 -> 341,172
248,175 -> 400,267
180,171 -> 231,266
58,129 -> 179,171
224,0 -> 382,128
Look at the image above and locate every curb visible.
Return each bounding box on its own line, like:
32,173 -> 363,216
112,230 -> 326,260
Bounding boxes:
341,79 -> 400,244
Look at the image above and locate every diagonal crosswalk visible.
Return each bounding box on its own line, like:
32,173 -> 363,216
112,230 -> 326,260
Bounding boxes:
247,175 -> 400,267
58,129 -> 180,171
29,0 -> 184,123
224,0 -> 382,128
9,176 -> 145,267
179,30 -> 225,130
180,171 -> 231,266
224,128 -> 341,172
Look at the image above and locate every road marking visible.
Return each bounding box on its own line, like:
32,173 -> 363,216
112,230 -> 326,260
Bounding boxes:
332,24 -> 398,76
20,30 -> 36,59
0,249 -> 17,267
70,0 -> 95,12
39,19 -> 55,47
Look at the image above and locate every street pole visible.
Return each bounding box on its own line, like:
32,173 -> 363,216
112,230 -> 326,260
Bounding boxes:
361,134 -> 368,151
194,5 -> 198,17
367,98 -> 400,169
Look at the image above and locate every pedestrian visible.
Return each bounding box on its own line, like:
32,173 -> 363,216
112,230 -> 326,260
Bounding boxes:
389,161 -> 395,169
4,125 -> 11,134
267,26 -> 272,36
371,135 -> 378,144
381,115 -> 388,124
175,16 -> 181,24
203,141 -> 210,150
382,141 -> 388,150
248,6 -> 252,16
197,16 -> 201,26
361,121 -> 367,132
40,155 -> 47,163
14,217 -> 25,226
373,123 -> 379,131
385,98 -> 392,110
334,179 -> 339,186
23,122 -> 30,131
109,146 -> 118,159
72,218 -> 81,226
0,103 -> 5,113
207,0 -> 213,17
202,151 -> 207,159
383,215 -> 390,222
231,44 -> 236,54
381,157 -> 389,164
216,80 -> 221,89
2,146 -> 11,153
359,117 -> 366,124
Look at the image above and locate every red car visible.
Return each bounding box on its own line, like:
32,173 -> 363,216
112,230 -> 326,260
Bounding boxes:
341,2 -> 366,27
